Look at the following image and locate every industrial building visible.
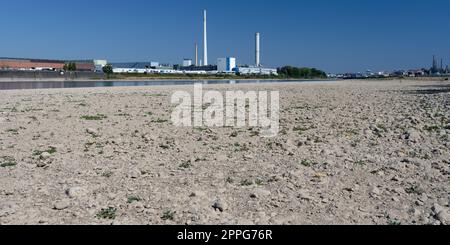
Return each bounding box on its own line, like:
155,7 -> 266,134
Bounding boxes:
183,59 -> 193,67
0,57 -> 97,72
217,57 -> 236,73
233,32 -> 278,76
111,62 -> 175,74
235,67 -> 278,76
94,60 -> 108,72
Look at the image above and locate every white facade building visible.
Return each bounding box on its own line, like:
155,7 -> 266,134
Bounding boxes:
217,57 -> 236,73
94,60 -> 108,72
183,59 -> 193,67
235,67 -> 278,76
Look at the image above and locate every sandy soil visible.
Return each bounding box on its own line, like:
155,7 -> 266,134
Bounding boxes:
0,79 -> 449,225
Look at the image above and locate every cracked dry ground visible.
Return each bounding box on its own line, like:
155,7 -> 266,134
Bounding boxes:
0,79 -> 449,225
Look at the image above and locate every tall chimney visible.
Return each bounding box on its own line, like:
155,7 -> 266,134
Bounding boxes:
433,55 -> 436,70
195,43 -> 198,66
255,32 -> 261,67
203,10 -> 208,66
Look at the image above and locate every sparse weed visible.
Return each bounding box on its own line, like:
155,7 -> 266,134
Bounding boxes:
33,147 -> 57,156
405,185 -> 424,195
300,159 -> 316,167
152,118 -> 168,123
96,207 -> 117,220
81,114 -> 107,121
179,161 -> 192,169
127,196 -> 141,204
0,157 -> 17,168
161,210 -> 175,221
240,179 -> 253,186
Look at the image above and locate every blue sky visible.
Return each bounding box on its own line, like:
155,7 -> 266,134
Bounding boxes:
0,0 -> 449,73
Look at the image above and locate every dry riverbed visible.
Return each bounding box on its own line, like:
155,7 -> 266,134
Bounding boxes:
0,79 -> 449,225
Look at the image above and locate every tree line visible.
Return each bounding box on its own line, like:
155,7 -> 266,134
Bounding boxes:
277,66 -> 327,79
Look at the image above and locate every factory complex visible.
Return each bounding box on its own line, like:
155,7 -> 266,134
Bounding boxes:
0,10 -> 278,77
0,58 -> 106,72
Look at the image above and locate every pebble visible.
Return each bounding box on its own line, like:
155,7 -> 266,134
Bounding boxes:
66,187 -> 89,199
53,200 -> 70,210
298,190 -> 313,201
40,152 -> 52,160
251,189 -> 272,199
436,210 -> 449,225
189,191 -> 206,198
406,129 -> 421,143
0,202 -> 17,217
128,169 -> 141,179
212,200 -> 226,212
432,203 -> 444,214
86,128 -> 99,137
369,186 -> 382,196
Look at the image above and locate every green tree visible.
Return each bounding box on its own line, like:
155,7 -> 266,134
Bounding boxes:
277,66 -> 326,79
64,62 -> 77,71
102,64 -> 113,75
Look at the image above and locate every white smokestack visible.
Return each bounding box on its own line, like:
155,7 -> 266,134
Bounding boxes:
203,10 -> 208,66
256,32 -> 260,67
195,43 -> 198,66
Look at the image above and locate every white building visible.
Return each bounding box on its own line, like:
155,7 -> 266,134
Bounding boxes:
217,57 -> 236,73
94,60 -> 108,72
183,59 -> 192,67
235,67 -> 278,76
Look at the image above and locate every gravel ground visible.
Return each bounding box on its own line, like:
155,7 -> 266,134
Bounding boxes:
0,79 -> 449,225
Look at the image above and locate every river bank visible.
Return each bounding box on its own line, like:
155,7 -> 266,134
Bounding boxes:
0,79 -> 449,225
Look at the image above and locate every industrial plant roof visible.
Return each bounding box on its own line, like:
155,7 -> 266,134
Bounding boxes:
110,62 -> 155,69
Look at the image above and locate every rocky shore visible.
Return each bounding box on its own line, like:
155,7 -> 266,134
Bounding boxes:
0,79 -> 449,225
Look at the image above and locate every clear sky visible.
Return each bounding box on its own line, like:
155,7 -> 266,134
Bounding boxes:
0,0 -> 449,73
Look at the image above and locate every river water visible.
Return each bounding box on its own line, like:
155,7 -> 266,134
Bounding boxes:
0,80 -> 334,91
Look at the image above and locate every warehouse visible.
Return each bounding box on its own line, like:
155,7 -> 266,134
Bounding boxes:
0,57 -> 96,72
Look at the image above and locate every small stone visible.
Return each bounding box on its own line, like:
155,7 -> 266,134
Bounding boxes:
251,189 -> 271,199
244,155 -> 254,160
128,169 -> 141,179
418,194 -> 428,203
298,190 -> 313,201
369,186 -> 382,196
0,202 -> 17,217
86,128 -> 99,137
53,200 -> 70,210
190,191 -> 206,198
432,204 -> 444,214
66,187 -> 88,199
212,200 -> 225,212
406,129 -> 421,143
320,149 -> 332,156
436,210 -> 449,225
40,152 -> 52,160
37,162 -> 47,168
391,175 -> 403,182
408,208 -> 422,217
415,200 -> 425,206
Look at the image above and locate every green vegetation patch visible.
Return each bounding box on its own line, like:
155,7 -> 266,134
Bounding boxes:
33,146 -> 57,156
300,159 -> 317,167
1,157 -> 17,168
81,114 -> 108,121
161,210 -> 175,221
96,207 -> 117,220
127,196 -> 141,204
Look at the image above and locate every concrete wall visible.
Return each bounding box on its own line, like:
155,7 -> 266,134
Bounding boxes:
0,70 -> 104,82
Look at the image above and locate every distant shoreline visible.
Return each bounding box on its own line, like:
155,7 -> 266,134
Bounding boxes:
0,77 -> 334,83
